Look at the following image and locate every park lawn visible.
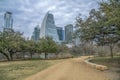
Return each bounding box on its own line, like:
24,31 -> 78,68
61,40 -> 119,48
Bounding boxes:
0,59 -> 64,80
90,56 -> 120,77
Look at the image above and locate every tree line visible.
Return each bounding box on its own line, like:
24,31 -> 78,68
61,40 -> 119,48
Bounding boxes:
0,29 -> 69,61
75,0 -> 120,58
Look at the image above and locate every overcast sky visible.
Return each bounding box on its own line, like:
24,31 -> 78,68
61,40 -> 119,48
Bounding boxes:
0,0 -> 99,38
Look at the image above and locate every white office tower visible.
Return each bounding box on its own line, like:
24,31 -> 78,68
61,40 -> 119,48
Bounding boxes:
40,12 -> 59,43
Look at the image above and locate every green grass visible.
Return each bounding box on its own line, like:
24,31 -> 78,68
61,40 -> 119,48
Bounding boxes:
90,56 -> 120,68
0,59 -> 63,80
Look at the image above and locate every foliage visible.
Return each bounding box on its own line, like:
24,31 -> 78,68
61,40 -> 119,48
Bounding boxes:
0,29 -> 66,60
0,30 -> 24,60
75,0 -> 120,58
25,40 -> 37,59
100,0 -> 120,28
38,37 -> 58,59
57,43 -> 69,53
70,42 -> 95,56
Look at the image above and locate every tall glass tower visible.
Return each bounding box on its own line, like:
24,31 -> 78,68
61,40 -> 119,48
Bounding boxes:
31,25 -> 40,42
56,27 -> 64,41
4,11 -> 13,30
40,12 -> 59,42
65,24 -> 73,43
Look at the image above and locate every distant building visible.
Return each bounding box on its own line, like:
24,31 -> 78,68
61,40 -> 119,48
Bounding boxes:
56,27 -> 64,41
4,11 -> 13,30
63,30 -> 65,41
31,25 -> 40,42
40,12 -> 59,43
65,24 -> 73,43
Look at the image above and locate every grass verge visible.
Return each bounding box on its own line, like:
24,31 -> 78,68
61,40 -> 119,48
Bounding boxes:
90,56 -> 120,67
0,59 -> 63,80
90,56 -> 120,79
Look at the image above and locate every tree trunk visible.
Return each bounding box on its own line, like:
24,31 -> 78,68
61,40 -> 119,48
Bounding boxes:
110,45 -> 113,59
22,52 -> 25,60
9,53 -> 13,61
0,51 -> 10,61
45,52 -> 47,59
5,54 -> 10,61
9,50 -> 16,61
30,53 -> 33,59
84,47 -> 87,55
4,53 -> 10,61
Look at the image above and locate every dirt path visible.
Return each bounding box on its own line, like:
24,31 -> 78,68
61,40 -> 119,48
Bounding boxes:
25,56 -> 118,80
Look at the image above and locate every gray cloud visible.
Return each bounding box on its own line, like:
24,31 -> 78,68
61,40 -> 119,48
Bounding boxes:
0,0 -> 99,38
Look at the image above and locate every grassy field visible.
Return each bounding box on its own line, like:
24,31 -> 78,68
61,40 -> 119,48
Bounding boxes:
0,59 -> 64,80
90,56 -> 120,78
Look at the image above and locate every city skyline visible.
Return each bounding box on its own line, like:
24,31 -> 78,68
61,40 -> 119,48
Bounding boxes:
31,12 -> 72,43
0,0 -> 99,38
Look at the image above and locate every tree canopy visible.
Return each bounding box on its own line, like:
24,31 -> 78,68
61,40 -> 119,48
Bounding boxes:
0,30 -> 23,60
75,0 -> 120,58
39,37 -> 58,59
0,30 -> 60,60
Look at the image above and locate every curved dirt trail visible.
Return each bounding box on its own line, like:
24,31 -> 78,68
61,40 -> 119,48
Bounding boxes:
25,56 -> 118,80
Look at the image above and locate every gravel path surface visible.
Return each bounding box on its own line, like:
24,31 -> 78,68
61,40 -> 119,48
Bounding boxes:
25,56 -> 118,80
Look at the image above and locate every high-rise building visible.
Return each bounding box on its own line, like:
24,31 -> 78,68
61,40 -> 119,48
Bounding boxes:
31,25 -> 40,42
62,30 -> 65,41
4,11 -> 13,30
65,24 -> 73,43
40,12 -> 59,42
56,27 -> 64,41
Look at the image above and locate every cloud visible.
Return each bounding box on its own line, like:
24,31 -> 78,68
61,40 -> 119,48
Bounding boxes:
0,0 -> 99,38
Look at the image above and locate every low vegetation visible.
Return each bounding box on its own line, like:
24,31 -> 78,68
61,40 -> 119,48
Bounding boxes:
0,59 -> 63,80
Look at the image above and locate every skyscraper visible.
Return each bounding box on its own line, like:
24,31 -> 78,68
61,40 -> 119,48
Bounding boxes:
40,12 -> 59,42
31,25 -> 40,42
56,27 -> 64,41
4,11 -> 13,30
65,24 -> 73,43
